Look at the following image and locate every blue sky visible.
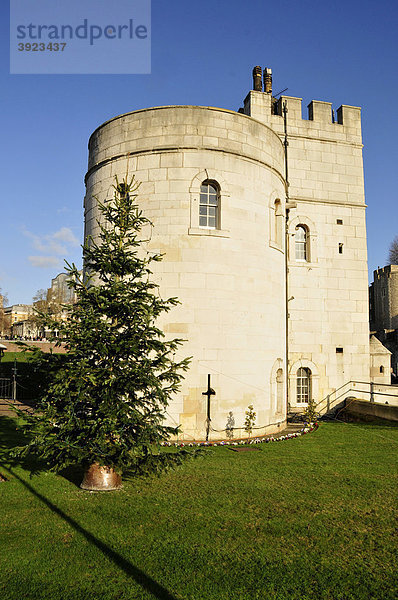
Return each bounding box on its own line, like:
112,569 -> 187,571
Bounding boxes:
1,0 -> 397,305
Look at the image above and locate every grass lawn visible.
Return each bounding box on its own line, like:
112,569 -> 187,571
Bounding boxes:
0,351 -> 31,377
0,417 -> 397,600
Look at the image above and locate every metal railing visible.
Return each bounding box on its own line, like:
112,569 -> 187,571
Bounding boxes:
0,378 -> 13,400
317,380 -> 398,415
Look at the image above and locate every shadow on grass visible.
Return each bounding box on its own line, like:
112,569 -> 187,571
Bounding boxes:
0,416 -> 87,489
4,465 -> 180,600
0,417 -> 186,599
322,415 -> 398,428
0,415 -> 48,476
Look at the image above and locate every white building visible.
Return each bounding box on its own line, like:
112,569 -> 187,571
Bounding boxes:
84,66 -> 374,440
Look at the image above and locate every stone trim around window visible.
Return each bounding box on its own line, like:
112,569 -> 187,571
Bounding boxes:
188,169 -> 230,237
288,358 -> 319,407
288,215 -> 318,265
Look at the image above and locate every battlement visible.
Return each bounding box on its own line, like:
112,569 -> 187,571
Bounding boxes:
242,66 -> 362,144
241,66 -> 365,207
243,90 -> 362,142
374,265 -> 398,280
275,95 -> 361,127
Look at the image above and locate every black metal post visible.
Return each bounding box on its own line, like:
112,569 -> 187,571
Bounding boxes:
370,381 -> 375,403
283,101 -> 290,414
202,374 -> 215,441
12,358 -> 17,402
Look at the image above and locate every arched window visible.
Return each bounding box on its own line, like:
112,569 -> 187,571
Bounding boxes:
297,367 -> 311,403
295,225 -> 308,261
199,181 -> 219,229
274,199 -> 283,247
276,368 -> 284,414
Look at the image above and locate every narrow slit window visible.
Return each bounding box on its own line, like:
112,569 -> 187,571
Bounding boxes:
274,199 -> 283,247
339,243 -> 343,254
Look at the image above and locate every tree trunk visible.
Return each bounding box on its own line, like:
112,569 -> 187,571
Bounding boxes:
80,463 -> 122,491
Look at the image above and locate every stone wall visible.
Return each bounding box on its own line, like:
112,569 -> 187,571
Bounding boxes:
0,339 -> 66,353
340,398 -> 398,422
85,106 -> 287,440
84,80 -> 371,437
244,90 -> 370,408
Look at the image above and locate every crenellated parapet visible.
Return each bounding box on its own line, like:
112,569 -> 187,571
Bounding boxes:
241,66 -> 365,207
243,90 -> 362,144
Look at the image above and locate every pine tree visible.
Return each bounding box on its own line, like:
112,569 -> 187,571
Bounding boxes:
15,176 -> 191,486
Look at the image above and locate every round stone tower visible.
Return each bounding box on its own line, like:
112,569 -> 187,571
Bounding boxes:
84,105 -> 287,440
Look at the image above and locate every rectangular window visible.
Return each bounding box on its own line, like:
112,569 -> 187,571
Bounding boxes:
339,243 -> 343,254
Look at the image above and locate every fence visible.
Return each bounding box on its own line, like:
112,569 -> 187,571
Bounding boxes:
0,377 -> 13,400
318,380 -> 398,416
0,363 -> 34,415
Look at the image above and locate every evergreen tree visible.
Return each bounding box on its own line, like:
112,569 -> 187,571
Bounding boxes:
15,176 -> 191,481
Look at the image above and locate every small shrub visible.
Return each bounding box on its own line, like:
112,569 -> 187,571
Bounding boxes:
303,398 -> 318,424
244,404 -> 256,437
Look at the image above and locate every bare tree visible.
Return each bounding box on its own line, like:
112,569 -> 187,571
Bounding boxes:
30,287 -> 66,340
388,236 -> 398,265
32,288 -> 48,311
0,288 -> 10,337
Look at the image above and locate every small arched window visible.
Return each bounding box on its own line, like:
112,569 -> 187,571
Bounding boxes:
297,367 -> 311,403
295,225 -> 308,261
276,368 -> 284,414
380,366 -> 384,374
274,199 -> 283,247
199,181 -> 219,229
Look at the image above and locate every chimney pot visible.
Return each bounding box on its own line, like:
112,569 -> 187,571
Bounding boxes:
252,66 -> 263,92
263,67 -> 272,94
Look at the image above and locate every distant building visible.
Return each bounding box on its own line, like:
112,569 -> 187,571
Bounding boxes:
370,265 -> 398,331
4,304 -> 33,325
1,303 -> 40,339
11,318 -> 42,339
369,335 -> 391,384
47,272 -> 77,305
370,265 -> 398,377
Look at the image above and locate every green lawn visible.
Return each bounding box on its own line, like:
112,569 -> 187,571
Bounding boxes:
0,417 -> 397,600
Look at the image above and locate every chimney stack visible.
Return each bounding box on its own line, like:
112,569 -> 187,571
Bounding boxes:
263,67 -> 272,94
252,66 -> 263,92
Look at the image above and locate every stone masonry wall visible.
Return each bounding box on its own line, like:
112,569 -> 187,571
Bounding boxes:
245,91 -> 370,406
85,106 -> 287,440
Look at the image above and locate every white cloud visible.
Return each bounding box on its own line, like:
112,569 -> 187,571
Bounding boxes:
23,226 -> 80,268
28,256 -> 61,269
52,227 -> 79,246
23,226 -> 79,256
